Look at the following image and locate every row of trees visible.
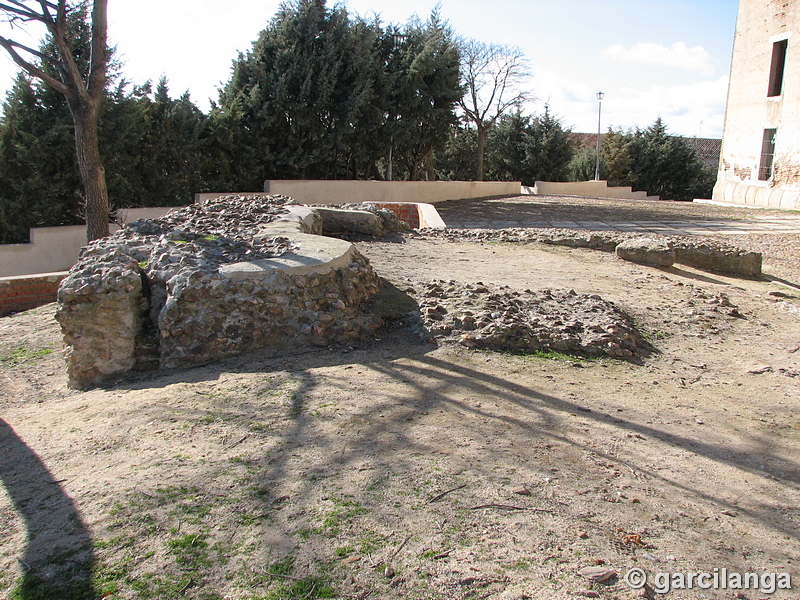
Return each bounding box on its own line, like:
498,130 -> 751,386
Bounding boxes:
0,0 -> 714,244
570,118 -> 716,202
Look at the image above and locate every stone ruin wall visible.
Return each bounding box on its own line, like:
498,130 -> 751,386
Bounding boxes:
157,256 -> 380,370
56,196 -> 389,389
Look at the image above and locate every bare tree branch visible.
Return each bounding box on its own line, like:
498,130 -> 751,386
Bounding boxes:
0,2 -> 41,21
459,39 -> 530,129
0,36 -> 55,64
0,34 -> 68,93
458,38 -> 531,180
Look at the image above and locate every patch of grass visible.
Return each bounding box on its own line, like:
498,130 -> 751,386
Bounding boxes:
8,574 -> 97,600
334,545 -> 355,558
0,346 -> 54,367
6,547 -> 125,600
257,557 -> 336,600
235,509 -> 270,526
355,529 -> 388,554
127,571 -> 193,599
320,498 -> 367,537
155,485 -> 201,501
250,421 -> 273,432
167,533 -> 211,570
294,498 -> 367,539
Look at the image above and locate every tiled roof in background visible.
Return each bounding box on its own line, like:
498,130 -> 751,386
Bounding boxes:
570,133 -> 721,171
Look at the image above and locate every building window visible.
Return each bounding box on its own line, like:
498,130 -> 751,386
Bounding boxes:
768,40 -> 788,97
759,128 -> 777,181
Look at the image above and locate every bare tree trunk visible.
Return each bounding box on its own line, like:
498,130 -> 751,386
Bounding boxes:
425,147 -> 435,181
0,0 -> 111,242
476,127 -> 486,181
69,98 -> 109,241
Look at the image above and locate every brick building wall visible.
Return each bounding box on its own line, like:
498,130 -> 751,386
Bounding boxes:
0,272 -> 66,317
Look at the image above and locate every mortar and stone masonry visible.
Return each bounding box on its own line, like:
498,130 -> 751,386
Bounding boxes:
55,196 -> 402,389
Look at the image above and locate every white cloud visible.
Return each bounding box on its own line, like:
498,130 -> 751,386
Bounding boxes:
528,69 -> 728,138
614,76 -> 729,137
604,42 -> 715,76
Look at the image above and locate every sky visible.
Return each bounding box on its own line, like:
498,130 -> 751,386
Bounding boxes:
0,0 -> 738,138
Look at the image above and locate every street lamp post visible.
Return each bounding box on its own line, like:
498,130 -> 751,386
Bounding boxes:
594,91 -> 604,181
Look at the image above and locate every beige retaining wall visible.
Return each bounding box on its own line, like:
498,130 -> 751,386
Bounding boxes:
0,207 -> 174,278
528,181 -> 660,201
196,180 -> 521,205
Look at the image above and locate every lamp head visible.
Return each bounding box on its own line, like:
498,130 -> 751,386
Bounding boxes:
596,91 -> 604,101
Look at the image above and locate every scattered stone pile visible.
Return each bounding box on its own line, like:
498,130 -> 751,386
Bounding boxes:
154,194 -> 296,239
421,228 -> 762,276
407,280 -> 648,359
56,195 -> 382,389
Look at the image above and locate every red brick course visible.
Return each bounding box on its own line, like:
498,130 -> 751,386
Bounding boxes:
0,272 -> 67,316
371,202 -> 421,228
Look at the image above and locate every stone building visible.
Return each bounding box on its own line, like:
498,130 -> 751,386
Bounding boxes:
714,0 -> 800,209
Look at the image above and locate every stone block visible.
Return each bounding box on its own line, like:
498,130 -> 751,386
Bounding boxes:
615,238 -> 675,267
673,242 -> 762,276
314,207 -> 385,236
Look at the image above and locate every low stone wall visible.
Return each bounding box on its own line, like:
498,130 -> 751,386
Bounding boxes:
0,272 -> 67,316
423,228 -> 763,277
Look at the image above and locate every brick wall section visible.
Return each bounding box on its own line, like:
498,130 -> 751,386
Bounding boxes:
0,272 -> 67,317
371,203 -> 421,228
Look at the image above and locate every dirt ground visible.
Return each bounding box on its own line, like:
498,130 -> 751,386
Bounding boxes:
1,213 -> 800,599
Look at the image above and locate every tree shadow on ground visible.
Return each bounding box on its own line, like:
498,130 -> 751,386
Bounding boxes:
116,328 -> 800,544
0,419 -> 97,600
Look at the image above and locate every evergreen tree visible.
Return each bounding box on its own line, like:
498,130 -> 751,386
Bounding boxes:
628,118 -> 709,201
484,110 -> 530,182
525,107 -> 574,182
0,75 -> 82,243
386,11 -> 461,180
0,74 -> 210,243
600,128 -> 632,187
437,124 -> 478,181
481,107 -> 574,185
567,119 -> 715,201
219,0 -> 384,181
0,0 -> 111,241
